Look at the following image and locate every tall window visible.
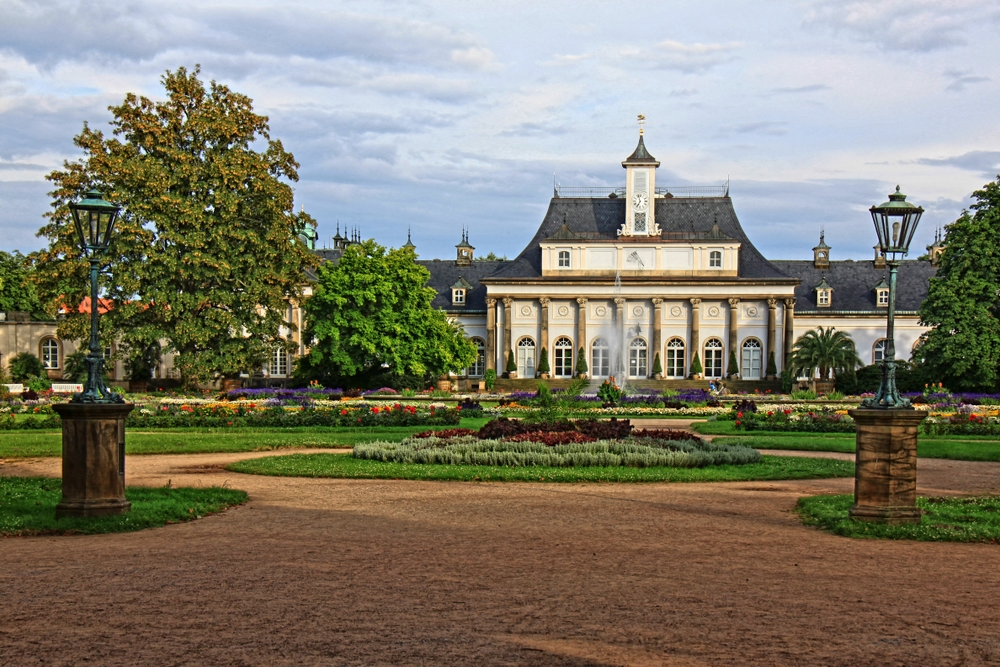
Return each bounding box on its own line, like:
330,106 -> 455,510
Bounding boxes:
591,337 -> 610,378
628,338 -> 648,378
41,338 -> 59,370
665,338 -> 685,378
741,338 -> 763,380
554,337 -> 573,377
704,339 -> 724,379
709,250 -> 722,268
270,347 -> 288,376
873,338 -> 887,364
517,337 -> 536,378
558,250 -> 570,268
467,338 -> 485,377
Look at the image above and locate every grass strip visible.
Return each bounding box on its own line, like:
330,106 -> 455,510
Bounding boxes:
226,452 -> 853,483
797,494 -> 1000,543
0,418 -> 492,458
0,476 -> 248,537
718,434 -> 1000,461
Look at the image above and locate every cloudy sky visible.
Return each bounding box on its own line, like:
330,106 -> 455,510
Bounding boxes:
1,0 -> 998,261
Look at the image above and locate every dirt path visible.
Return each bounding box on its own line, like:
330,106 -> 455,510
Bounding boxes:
3,439 -> 1000,665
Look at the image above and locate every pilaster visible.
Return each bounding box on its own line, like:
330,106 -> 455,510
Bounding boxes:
727,298 -> 740,356
502,297 -> 513,367
576,298 -> 588,368
539,297 -> 550,358
690,298 -> 702,369
783,297 -> 796,370
651,298 -> 663,364
766,297 -> 778,378
485,297 -> 497,371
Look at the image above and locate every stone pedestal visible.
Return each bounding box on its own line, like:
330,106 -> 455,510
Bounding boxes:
52,403 -> 134,518
847,408 -> 927,525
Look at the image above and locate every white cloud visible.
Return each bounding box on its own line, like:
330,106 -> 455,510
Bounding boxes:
619,39 -> 743,73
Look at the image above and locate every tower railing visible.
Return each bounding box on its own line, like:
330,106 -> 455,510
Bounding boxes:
553,183 -> 729,198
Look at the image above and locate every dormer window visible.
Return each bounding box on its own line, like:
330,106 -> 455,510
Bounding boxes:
558,250 -> 570,268
871,277 -> 889,308
709,250 -> 722,268
450,276 -> 473,306
814,276 -> 833,308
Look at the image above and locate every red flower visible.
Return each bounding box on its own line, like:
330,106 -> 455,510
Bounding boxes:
341,409 -> 348,415
737,412 -> 743,418
227,421 -> 233,426
735,420 -> 741,426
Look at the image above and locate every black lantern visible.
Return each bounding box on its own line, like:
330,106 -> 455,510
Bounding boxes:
869,186 -> 923,260
68,190 -> 124,404
71,190 -> 121,253
863,186 -> 923,409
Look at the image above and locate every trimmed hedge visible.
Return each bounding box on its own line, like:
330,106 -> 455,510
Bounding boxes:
354,435 -> 762,468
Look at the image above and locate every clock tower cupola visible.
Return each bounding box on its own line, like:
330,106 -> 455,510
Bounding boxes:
620,114 -> 661,237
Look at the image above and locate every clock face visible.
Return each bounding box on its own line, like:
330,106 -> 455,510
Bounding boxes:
632,192 -> 648,211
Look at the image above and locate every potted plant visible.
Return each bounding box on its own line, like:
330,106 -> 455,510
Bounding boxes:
537,347 -> 550,379
727,350 -> 739,380
575,346 -> 588,379
690,352 -> 703,380
766,351 -> 778,381
506,348 -> 518,379
651,352 -> 663,380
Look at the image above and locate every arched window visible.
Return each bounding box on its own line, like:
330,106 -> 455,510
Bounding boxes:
741,338 -> 763,380
628,338 -> 648,378
467,337 -> 485,377
269,347 -> 288,376
591,337 -> 610,378
554,337 -> 573,377
558,250 -> 571,268
704,338 -> 724,379
40,338 -> 60,370
709,250 -> 722,268
517,337 -> 536,378
873,338 -> 887,364
665,338 -> 685,378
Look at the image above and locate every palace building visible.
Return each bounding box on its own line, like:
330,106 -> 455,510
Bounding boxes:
416,132 -> 940,386
1,132 -> 942,389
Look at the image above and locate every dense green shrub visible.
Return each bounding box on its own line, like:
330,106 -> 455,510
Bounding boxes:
9,353 -> 44,382
922,414 -> 1000,436
575,347 -> 588,375
736,409 -> 854,433
354,435 -> 761,468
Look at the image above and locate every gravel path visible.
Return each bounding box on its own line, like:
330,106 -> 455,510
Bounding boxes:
3,430 -> 1000,665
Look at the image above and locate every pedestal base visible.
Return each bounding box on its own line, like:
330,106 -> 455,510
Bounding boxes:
847,408 -> 927,525
53,403 -> 134,519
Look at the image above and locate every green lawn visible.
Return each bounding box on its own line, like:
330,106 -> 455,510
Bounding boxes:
226,452 -> 854,483
693,421 -> 1000,462
0,417 -> 491,458
0,476 -> 247,537
797,494 -> 1000,543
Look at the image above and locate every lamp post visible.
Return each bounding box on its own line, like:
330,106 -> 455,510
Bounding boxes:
69,190 -> 125,405
53,190 -> 133,518
848,185 -> 927,525
863,186 -> 924,409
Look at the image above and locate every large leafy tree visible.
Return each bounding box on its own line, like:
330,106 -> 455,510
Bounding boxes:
916,177 -> 1000,391
789,326 -> 861,380
0,251 -> 47,319
34,66 -> 317,390
301,240 -> 477,386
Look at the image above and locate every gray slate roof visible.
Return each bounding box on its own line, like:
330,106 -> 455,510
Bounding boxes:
770,259 -> 936,312
486,196 -> 793,281
417,259 -> 509,313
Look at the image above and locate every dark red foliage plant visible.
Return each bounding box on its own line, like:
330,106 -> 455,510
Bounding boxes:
631,429 -> 704,445
412,428 -> 476,439
504,431 -> 597,446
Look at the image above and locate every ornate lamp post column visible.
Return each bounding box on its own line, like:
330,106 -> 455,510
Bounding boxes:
848,186 -> 927,525
53,190 -> 134,518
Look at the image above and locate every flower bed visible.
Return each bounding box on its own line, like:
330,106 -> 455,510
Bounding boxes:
921,413 -> 1000,436
735,409 -> 855,433
0,402 -> 462,430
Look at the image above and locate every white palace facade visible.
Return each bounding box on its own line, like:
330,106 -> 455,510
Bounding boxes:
415,133 -> 940,386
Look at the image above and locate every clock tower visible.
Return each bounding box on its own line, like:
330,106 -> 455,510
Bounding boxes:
620,115 -> 661,237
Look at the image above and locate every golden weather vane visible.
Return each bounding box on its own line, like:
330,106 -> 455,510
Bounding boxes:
637,113 -> 645,135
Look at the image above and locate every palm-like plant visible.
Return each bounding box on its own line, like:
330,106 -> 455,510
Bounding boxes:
789,327 -> 861,380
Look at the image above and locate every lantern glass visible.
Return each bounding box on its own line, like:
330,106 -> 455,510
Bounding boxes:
869,186 -> 923,259
69,190 -> 121,254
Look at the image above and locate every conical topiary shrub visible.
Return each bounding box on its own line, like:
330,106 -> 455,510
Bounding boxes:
537,347 -> 550,377
727,349 -> 739,378
651,352 -> 662,378
690,352 -> 703,378
506,348 -> 517,377
766,350 -> 778,379
575,346 -> 588,378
